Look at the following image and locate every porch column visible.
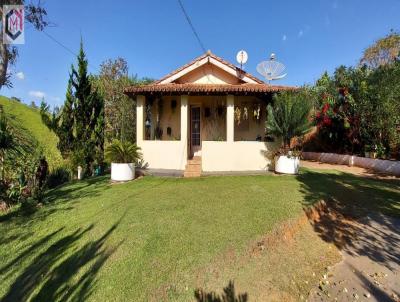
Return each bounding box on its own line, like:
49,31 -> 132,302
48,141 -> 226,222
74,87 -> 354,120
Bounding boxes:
180,95 -> 188,165
226,94 -> 234,142
136,95 -> 145,143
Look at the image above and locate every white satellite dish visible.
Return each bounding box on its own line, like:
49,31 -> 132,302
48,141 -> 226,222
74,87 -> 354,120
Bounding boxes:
257,53 -> 287,82
236,50 -> 248,69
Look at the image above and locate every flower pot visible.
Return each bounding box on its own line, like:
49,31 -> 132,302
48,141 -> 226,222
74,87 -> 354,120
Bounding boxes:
111,163 -> 135,181
275,155 -> 300,175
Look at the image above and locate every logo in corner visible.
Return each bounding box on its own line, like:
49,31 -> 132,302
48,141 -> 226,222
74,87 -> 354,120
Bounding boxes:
3,5 -> 24,44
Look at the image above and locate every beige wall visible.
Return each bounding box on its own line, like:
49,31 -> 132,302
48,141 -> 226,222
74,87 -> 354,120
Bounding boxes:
234,96 -> 266,141
140,141 -> 187,170
177,63 -> 241,84
202,141 -> 277,171
188,96 -> 226,141
147,96 -> 181,140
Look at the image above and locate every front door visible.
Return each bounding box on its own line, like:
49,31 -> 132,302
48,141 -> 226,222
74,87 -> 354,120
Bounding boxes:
190,106 -> 201,157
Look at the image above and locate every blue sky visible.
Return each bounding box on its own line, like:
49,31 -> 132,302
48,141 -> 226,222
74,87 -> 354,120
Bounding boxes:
3,0 -> 400,107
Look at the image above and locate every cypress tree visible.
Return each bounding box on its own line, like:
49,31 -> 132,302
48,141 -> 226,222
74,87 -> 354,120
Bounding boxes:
41,41 -> 104,176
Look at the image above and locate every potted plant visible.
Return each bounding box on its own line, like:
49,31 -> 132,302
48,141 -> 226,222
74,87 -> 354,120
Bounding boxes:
105,139 -> 142,181
266,91 -> 312,174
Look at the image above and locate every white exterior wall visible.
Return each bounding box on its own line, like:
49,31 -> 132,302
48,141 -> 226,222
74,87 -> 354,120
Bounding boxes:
202,141 -> 275,172
137,95 -> 188,170
139,141 -> 187,170
302,152 -> 400,176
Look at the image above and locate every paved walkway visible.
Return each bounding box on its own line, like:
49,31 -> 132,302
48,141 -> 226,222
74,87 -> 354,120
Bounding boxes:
304,160 -> 400,301
309,213 -> 400,302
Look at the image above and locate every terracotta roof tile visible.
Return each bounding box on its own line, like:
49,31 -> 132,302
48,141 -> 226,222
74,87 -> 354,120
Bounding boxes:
154,51 -> 265,84
124,83 -> 297,95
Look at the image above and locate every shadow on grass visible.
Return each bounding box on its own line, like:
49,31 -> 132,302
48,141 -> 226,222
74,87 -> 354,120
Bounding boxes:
297,169 -> 400,299
194,281 -> 248,302
0,176 -> 110,224
1,217 -> 123,302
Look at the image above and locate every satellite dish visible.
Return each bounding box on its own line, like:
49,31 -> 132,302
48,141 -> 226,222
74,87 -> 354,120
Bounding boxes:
236,50 -> 248,69
257,53 -> 287,82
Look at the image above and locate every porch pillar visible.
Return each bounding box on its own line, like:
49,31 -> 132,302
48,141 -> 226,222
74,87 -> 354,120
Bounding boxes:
180,95 -> 189,165
136,95 -> 145,143
226,94 -> 234,142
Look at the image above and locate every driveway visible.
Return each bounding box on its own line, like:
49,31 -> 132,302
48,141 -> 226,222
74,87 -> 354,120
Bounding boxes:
303,161 -> 400,302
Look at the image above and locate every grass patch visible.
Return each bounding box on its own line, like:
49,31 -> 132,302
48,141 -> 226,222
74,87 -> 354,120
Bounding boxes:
0,170 -> 399,301
0,96 -> 63,168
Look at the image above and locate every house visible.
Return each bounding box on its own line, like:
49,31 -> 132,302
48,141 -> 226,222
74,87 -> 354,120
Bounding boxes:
125,51 -> 294,177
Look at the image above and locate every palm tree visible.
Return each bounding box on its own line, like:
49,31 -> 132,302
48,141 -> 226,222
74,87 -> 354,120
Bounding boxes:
105,139 -> 142,163
266,91 -> 312,151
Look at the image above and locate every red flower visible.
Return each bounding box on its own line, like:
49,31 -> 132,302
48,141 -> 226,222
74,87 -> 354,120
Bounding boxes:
322,103 -> 330,114
323,116 -> 332,126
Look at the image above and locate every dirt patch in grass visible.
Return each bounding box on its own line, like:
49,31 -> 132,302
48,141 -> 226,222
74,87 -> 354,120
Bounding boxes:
155,204 -> 342,301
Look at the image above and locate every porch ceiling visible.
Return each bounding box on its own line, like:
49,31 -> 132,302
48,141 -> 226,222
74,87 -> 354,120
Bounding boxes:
124,83 -> 297,96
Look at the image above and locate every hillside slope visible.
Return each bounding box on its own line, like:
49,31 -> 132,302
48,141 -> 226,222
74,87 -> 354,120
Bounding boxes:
0,96 -> 63,168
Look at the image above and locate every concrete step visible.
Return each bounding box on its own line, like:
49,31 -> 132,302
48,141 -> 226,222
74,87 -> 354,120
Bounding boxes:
184,171 -> 201,178
188,156 -> 202,164
184,156 -> 202,177
185,164 -> 201,172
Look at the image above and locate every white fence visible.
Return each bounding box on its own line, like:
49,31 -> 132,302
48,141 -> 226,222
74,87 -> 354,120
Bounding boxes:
302,152 -> 400,176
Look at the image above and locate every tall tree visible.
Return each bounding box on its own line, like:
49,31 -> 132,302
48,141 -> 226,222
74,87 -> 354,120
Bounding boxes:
41,42 -> 104,175
92,58 -> 153,143
360,31 -> 400,68
0,1 -> 49,90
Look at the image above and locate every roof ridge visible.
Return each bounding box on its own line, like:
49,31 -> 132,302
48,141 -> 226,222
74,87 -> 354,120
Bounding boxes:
154,51 -> 264,84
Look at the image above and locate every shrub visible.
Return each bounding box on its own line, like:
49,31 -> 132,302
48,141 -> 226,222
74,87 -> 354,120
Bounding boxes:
46,166 -> 72,189
105,139 -> 142,163
266,91 -> 313,152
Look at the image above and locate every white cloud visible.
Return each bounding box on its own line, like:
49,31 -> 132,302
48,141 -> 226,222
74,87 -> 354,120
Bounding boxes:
15,71 -> 24,80
298,30 -> 304,38
29,90 -> 46,99
282,34 -> 287,41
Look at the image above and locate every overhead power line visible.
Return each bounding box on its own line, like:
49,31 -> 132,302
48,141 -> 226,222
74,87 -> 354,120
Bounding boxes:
42,30 -> 99,72
177,0 -> 206,53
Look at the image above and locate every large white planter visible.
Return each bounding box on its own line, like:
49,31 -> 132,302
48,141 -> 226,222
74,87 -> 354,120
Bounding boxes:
111,163 -> 135,181
275,155 -> 300,175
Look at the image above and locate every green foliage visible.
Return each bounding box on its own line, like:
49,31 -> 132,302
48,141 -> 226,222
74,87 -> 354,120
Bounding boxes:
105,139 -> 142,163
46,167 -> 72,189
41,41 -> 105,175
360,30 -> 400,68
266,91 -> 313,150
313,59 -> 400,157
92,57 -> 154,144
0,96 -> 63,169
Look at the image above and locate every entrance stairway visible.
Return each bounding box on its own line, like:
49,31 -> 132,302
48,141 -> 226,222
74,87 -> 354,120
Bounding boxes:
184,156 -> 202,178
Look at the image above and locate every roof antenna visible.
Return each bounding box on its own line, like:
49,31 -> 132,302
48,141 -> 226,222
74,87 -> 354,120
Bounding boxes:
236,50 -> 248,70
257,53 -> 287,83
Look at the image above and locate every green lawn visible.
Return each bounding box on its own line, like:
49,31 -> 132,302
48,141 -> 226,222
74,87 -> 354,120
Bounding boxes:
0,170 -> 399,301
0,96 -> 63,168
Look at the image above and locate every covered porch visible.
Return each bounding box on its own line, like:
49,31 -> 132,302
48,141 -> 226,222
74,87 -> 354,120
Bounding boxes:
128,83 -> 291,174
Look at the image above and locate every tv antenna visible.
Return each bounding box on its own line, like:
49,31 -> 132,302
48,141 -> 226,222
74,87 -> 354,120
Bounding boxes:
236,50 -> 248,69
256,53 -> 287,83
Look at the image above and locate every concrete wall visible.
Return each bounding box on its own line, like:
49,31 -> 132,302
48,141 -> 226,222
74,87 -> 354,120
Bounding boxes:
202,141 -> 275,172
140,141 -> 187,170
302,152 -> 400,176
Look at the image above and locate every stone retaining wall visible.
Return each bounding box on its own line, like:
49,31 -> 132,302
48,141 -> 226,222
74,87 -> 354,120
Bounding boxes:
302,152 -> 400,176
